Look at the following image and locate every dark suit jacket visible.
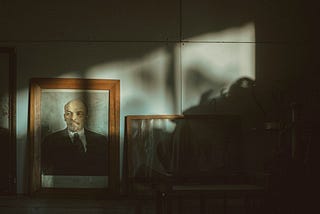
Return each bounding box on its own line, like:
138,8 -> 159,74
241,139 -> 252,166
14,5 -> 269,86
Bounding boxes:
42,128 -> 108,176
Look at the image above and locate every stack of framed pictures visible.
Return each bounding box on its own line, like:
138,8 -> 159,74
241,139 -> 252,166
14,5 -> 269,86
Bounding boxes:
124,114 -> 243,193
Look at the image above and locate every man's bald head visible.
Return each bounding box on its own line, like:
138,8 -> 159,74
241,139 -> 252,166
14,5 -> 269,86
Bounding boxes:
64,99 -> 88,132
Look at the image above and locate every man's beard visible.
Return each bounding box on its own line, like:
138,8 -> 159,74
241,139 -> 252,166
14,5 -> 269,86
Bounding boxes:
67,121 -> 83,132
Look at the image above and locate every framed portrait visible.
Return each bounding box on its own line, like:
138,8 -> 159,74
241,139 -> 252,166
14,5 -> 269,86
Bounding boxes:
0,47 -> 16,194
29,78 -> 120,197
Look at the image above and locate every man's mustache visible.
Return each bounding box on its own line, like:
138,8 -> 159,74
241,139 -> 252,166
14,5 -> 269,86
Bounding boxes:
69,120 -> 80,126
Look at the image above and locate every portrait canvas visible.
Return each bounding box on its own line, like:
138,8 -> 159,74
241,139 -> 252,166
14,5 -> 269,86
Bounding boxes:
40,89 -> 109,188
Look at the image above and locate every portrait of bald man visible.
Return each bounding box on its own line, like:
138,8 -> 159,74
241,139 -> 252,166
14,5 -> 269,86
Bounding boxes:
41,99 -> 108,176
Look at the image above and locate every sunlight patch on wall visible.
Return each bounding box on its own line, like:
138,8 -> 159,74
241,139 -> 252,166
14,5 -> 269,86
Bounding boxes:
180,22 -> 255,111
185,22 -> 255,42
87,47 -> 174,115
16,88 -> 29,139
57,72 -> 84,78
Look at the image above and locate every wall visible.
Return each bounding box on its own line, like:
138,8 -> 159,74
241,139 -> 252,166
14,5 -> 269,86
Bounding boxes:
0,0 -> 317,194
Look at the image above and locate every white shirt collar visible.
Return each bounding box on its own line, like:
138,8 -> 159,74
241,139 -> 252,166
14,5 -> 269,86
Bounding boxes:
67,128 -> 87,152
68,128 -> 85,137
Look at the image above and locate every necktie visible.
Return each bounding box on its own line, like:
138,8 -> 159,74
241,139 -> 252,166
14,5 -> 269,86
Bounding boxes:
73,133 -> 85,153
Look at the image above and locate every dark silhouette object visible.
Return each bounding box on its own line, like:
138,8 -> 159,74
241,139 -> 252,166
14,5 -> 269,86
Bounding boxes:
170,115 -> 244,184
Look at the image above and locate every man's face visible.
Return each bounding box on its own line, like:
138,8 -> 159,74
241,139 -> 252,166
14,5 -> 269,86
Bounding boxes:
64,100 -> 87,132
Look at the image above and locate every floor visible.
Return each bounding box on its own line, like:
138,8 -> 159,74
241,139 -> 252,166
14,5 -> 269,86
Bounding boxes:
0,192 -> 268,214
0,195 -> 156,214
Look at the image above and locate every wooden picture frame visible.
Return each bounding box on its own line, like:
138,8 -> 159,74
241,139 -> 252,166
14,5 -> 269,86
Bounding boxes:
29,78 -> 120,197
0,47 -> 16,195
